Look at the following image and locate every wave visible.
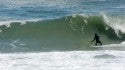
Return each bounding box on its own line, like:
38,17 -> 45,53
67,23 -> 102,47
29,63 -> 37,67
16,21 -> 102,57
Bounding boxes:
0,14 -> 124,52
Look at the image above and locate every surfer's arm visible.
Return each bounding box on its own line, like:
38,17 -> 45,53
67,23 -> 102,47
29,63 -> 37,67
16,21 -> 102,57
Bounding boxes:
91,37 -> 95,42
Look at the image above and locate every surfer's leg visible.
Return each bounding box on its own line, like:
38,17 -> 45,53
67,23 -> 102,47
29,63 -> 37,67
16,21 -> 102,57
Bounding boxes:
99,41 -> 102,45
95,43 -> 97,46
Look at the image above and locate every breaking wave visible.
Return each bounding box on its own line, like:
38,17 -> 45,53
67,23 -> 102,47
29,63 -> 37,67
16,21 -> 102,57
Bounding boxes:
0,14 -> 124,52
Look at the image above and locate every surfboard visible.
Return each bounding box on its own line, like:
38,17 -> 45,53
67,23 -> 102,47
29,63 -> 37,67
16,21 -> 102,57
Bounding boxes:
92,45 -> 103,47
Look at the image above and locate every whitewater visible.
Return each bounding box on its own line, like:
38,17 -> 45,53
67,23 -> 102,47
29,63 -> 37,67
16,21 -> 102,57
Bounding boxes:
0,0 -> 125,70
0,51 -> 125,70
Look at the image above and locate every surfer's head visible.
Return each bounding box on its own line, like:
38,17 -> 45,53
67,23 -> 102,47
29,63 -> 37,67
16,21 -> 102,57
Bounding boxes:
95,34 -> 97,36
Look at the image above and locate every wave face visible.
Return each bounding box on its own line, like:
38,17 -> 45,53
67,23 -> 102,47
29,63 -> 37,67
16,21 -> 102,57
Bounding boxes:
0,14 -> 124,52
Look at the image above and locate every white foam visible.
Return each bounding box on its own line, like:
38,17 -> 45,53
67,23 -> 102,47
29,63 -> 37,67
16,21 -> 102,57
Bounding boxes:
10,40 -> 20,48
102,13 -> 125,37
120,41 -> 125,45
0,20 -> 25,27
93,40 -> 125,48
0,19 -> 42,27
70,14 -> 88,18
0,51 -> 125,70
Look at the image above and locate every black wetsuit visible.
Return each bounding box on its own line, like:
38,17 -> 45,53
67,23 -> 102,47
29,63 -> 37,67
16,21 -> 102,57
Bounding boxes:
91,34 -> 102,46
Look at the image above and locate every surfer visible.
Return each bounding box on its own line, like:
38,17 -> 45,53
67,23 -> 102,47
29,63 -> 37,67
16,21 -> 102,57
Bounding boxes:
91,34 -> 102,46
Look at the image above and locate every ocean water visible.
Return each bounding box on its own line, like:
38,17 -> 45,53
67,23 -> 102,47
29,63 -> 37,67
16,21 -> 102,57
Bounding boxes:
0,0 -> 125,70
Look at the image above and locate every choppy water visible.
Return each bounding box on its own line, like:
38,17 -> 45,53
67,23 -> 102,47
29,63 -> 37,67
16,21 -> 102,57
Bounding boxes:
0,0 -> 125,21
